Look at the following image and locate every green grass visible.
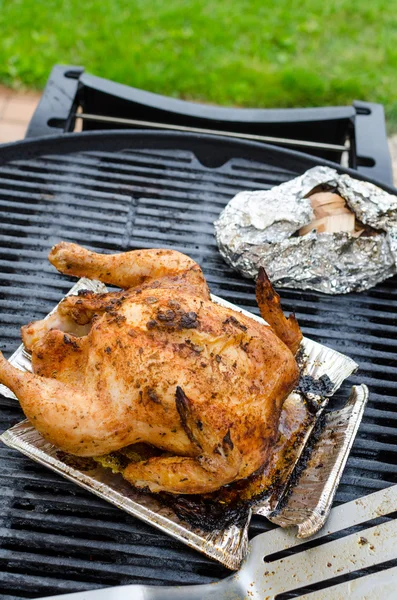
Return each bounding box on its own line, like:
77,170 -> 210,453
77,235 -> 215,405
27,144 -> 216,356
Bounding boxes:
2,0 -> 397,130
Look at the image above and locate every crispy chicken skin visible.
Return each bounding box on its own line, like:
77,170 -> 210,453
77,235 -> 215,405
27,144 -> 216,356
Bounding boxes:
0,242 -> 302,495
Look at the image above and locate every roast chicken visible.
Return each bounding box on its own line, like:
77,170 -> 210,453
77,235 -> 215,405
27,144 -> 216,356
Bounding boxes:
0,243 -> 302,494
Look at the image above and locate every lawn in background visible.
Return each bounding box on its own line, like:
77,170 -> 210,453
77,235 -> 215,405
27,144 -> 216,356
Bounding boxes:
1,0 -> 397,129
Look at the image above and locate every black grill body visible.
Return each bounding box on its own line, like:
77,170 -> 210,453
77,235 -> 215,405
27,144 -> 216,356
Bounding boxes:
26,65 -> 393,186
0,131 -> 396,598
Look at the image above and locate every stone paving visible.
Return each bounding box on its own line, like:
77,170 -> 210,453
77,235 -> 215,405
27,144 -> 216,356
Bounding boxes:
1,85 -> 396,185
0,86 -> 41,144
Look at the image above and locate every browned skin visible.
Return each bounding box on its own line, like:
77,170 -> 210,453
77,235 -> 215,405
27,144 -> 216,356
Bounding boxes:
256,267 -> 302,355
0,242 -> 301,495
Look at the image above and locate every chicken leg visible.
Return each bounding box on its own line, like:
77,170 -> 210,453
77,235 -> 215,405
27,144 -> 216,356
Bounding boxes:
49,242 -> 210,298
0,354 -> 241,493
124,387 -> 242,494
22,242 -> 210,351
0,351 -> 141,456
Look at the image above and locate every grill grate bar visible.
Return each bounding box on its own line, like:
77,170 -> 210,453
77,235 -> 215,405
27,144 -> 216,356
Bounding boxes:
0,175 -> 133,202
347,456 -> 397,472
11,156 -> 291,190
0,536 -> 213,572
0,189 -> 130,213
0,202 -> 129,224
0,571 -> 101,597
0,530 -> 214,577
0,165 -> 258,200
0,556 -> 199,588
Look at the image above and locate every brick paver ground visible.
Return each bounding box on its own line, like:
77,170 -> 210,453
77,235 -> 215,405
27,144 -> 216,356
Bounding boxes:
1,85 -> 397,184
0,85 -> 41,144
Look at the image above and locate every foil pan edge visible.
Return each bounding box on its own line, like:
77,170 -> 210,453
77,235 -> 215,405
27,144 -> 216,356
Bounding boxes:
268,384 -> 369,536
0,421 -> 248,570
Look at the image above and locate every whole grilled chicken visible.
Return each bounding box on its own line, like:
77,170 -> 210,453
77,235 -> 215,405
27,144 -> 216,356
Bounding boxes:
0,243 -> 302,494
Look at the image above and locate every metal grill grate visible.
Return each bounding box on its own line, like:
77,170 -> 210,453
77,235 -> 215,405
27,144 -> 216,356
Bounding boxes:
0,134 -> 396,598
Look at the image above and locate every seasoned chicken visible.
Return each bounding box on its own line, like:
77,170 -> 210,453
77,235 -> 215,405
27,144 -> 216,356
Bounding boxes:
0,242 -> 302,494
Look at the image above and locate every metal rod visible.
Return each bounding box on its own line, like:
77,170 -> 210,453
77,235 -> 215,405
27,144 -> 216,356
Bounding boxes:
75,113 -> 347,153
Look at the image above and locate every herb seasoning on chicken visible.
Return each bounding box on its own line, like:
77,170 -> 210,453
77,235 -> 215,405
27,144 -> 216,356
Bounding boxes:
0,242 -> 302,495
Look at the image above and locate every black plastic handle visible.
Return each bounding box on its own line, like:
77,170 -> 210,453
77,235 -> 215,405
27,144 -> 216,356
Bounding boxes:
352,100 -> 393,185
25,65 -> 84,139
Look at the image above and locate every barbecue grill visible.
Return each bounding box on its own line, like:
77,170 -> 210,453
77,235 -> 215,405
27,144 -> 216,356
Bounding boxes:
0,65 -> 396,599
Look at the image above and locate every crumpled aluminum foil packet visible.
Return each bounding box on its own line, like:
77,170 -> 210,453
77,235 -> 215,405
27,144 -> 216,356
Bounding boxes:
0,278 -> 365,570
214,166 -> 397,294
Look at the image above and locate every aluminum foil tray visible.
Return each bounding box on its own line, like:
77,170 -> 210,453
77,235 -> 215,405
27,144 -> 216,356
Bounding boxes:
0,278 -> 366,570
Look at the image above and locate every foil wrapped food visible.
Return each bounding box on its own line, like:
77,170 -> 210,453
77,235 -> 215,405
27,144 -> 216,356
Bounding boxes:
0,278 -> 365,570
214,166 -> 397,294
